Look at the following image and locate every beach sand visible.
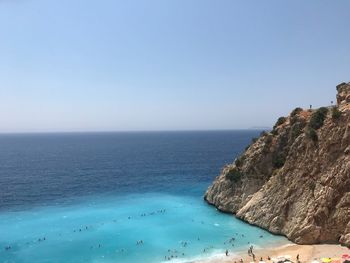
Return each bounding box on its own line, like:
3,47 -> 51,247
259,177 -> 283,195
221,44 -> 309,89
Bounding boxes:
196,244 -> 350,263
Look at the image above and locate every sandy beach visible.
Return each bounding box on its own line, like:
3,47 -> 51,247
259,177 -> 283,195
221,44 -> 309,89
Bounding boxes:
196,244 -> 350,263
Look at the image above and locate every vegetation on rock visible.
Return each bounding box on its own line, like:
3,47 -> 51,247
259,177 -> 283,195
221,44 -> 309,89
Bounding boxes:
225,167 -> 242,182
273,117 -> 287,129
272,154 -> 286,168
205,82 -> 350,247
331,106 -> 342,119
290,121 -> 305,140
309,107 -> 328,130
291,107 -> 303,117
234,155 -> 246,167
306,127 -> 318,142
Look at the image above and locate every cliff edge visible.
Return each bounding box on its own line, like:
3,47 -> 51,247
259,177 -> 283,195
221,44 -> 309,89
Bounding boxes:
205,82 -> 350,246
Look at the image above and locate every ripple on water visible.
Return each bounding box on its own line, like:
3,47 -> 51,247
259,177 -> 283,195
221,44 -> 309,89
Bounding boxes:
0,193 -> 289,263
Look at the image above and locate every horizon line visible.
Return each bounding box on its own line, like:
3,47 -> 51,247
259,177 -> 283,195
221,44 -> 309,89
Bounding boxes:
0,128 -> 272,135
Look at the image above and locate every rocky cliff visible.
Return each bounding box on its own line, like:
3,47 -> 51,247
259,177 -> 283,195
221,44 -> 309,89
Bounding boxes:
205,82 -> 350,247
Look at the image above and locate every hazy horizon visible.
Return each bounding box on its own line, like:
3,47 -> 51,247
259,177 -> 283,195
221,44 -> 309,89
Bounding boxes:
0,128 -> 271,135
1,0 -> 350,132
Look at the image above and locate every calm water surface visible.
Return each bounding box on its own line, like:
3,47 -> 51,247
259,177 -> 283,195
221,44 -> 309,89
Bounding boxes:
0,131 -> 288,263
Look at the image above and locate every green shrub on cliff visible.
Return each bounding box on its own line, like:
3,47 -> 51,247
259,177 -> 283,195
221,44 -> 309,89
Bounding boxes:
234,155 -> 246,167
290,120 -> 306,141
225,167 -> 242,182
290,116 -> 298,125
309,107 -> 328,130
291,125 -> 302,140
235,158 -> 242,167
291,107 -> 303,117
273,117 -> 287,130
331,106 -> 342,120
272,154 -> 286,168
306,127 -> 318,142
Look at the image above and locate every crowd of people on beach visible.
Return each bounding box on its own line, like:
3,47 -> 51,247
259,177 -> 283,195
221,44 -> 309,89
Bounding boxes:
232,249 -> 350,263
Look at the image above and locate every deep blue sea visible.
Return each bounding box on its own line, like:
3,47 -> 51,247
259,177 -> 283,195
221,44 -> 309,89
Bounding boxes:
0,131 -> 288,263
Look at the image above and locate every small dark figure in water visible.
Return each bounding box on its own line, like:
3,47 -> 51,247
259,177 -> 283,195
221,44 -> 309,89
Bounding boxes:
225,249 -> 229,256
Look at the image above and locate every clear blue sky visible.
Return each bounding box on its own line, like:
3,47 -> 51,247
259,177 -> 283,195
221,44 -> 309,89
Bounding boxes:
1,0 -> 350,132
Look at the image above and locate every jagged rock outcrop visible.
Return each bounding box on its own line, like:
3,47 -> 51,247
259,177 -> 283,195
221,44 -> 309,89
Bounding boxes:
205,82 -> 350,247
337,82 -> 350,105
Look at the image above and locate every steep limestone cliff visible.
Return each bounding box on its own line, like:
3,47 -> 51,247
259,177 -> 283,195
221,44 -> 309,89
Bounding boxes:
205,82 -> 350,247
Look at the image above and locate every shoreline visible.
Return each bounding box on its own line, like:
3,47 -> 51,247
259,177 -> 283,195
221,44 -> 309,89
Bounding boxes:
194,243 -> 349,263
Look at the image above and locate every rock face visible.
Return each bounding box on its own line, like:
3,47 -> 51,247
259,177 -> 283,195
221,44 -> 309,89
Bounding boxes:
337,82 -> 350,105
205,82 -> 350,247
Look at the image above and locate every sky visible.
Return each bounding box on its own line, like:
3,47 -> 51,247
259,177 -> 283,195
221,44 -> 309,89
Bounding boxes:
0,0 -> 350,132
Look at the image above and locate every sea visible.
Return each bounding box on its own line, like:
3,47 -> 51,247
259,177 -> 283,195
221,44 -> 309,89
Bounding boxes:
0,131 -> 288,263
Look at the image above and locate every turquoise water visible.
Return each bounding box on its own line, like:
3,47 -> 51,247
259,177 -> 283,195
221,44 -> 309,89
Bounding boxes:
0,193 -> 287,263
0,132 -> 288,262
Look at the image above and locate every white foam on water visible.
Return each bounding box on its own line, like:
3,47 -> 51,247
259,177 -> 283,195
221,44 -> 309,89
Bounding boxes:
161,249 -> 238,263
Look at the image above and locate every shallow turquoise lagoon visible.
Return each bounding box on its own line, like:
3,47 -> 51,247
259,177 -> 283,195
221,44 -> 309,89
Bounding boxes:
0,193 -> 288,263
